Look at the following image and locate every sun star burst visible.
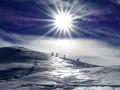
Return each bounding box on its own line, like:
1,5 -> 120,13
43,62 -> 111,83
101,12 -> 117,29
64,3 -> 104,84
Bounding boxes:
53,11 -> 74,32
39,0 -> 88,38
47,8 -> 78,38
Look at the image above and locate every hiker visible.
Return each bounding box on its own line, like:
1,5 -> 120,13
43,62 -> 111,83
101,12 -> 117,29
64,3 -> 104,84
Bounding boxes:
64,55 -> 66,59
51,52 -> 54,56
77,58 -> 79,62
56,53 -> 58,57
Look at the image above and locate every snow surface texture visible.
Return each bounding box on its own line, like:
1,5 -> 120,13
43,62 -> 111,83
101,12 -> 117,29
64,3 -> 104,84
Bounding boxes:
0,47 -> 120,90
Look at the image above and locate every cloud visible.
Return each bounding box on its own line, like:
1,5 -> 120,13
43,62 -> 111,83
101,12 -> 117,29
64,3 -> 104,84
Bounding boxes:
0,0 -> 120,66
33,0 -> 61,5
0,39 -> 13,47
20,37 -> 120,66
33,0 -> 74,8
0,29 -> 36,44
110,0 -> 120,4
0,30 -> 120,66
0,32 -> 120,66
10,0 -> 31,2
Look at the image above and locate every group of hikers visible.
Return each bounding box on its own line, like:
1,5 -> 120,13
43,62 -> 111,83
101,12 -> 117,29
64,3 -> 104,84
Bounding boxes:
33,52 -> 80,69
51,52 -> 80,61
51,52 -> 66,59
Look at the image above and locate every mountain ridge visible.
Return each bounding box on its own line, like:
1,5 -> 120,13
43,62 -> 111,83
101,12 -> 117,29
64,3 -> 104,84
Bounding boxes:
0,46 -> 100,67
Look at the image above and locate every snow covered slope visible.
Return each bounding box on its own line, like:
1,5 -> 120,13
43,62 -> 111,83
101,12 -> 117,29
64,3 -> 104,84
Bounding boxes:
0,46 -> 98,64
0,46 -> 49,63
0,46 -> 99,80
0,46 -> 119,90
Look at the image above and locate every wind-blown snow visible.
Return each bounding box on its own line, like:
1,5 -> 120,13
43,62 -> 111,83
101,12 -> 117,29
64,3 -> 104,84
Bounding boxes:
0,47 -> 120,90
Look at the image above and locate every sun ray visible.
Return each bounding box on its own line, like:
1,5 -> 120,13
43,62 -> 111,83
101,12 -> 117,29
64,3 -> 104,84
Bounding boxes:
37,0 -> 92,38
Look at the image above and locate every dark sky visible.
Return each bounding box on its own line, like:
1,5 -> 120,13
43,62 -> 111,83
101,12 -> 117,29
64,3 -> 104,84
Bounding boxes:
0,0 -> 120,46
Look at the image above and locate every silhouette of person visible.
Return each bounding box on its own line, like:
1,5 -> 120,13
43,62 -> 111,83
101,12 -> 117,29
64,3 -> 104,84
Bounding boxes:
56,53 -> 58,57
51,52 -> 54,56
64,55 -> 66,59
77,59 -> 79,62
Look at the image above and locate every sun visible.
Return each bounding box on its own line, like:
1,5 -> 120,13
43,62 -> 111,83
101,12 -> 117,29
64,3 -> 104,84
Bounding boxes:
33,0 -> 92,38
39,0 -> 86,38
53,11 -> 74,32
48,9 -> 78,37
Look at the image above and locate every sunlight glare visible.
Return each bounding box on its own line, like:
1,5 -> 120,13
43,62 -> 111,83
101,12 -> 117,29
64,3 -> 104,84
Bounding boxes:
53,11 -> 74,31
35,0 -> 96,38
